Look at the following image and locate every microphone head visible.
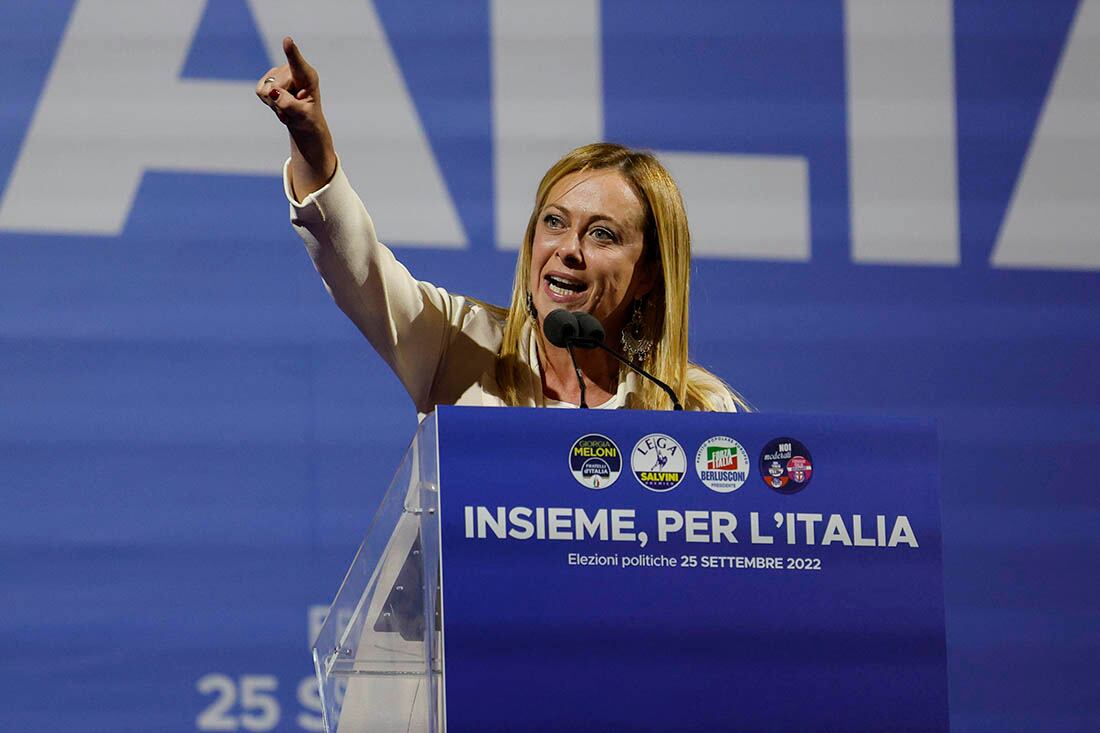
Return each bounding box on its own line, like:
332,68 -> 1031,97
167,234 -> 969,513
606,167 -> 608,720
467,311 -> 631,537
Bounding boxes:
543,309 -> 580,347
575,312 -> 605,345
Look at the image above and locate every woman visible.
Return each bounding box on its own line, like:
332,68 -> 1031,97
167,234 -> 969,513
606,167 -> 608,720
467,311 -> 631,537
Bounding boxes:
258,38 -> 746,416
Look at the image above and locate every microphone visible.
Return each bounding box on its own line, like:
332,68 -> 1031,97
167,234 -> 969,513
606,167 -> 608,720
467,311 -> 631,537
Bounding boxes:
573,312 -> 605,346
543,309 -> 683,411
543,309 -> 588,408
543,309 -> 580,347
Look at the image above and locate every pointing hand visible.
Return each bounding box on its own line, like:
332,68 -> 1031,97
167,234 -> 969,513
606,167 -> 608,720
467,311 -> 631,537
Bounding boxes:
256,37 -> 325,135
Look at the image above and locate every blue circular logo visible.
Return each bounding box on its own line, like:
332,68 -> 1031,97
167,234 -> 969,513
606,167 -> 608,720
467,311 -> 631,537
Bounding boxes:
569,434 -> 622,489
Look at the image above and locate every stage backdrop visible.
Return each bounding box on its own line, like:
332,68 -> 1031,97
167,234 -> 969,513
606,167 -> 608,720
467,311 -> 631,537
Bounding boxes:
2,1 -> 1097,731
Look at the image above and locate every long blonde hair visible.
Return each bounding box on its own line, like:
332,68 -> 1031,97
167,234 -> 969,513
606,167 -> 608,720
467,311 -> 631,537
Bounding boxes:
495,143 -> 748,412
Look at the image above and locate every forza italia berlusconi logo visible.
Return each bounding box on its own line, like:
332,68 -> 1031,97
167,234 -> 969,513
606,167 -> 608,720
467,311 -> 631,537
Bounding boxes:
695,436 -> 750,492
631,433 -> 686,491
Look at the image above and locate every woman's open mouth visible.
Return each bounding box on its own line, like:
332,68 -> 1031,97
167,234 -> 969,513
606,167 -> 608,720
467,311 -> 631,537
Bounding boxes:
545,274 -> 588,300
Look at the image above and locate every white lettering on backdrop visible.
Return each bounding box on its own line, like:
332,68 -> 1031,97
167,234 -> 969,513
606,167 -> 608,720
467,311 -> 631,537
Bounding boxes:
0,0 -> 464,246
1,0 -> 1097,271
491,0 -> 810,260
844,0 -> 960,266
992,0 -> 1100,271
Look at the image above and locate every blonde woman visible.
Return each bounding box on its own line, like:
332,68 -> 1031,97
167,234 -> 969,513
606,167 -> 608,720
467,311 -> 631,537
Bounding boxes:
258,38 -> 746,417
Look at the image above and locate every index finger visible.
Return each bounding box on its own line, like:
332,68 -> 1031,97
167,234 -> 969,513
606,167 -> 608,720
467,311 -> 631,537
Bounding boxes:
283,36 -> 310,75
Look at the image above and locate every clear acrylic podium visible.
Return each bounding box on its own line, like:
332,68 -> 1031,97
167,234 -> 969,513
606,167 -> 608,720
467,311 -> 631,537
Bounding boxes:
311,414 -> 443,733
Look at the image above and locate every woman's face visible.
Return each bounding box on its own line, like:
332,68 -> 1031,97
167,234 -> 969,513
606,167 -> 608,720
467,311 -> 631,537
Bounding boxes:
528,168 -> 656,337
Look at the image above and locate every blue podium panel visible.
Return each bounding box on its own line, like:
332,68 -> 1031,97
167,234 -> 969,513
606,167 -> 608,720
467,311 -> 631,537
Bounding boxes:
436,407 -> 947,732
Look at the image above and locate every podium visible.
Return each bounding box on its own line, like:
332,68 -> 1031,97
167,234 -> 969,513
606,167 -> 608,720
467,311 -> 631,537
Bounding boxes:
311,407 -> 949,732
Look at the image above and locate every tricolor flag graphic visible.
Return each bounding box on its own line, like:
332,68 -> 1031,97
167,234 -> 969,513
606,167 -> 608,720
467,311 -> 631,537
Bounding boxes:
707,446 -> 738,471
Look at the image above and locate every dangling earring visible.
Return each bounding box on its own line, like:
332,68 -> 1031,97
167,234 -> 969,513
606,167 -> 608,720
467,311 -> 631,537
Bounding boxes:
526,291 -> 538,321
621,298 -> 653,363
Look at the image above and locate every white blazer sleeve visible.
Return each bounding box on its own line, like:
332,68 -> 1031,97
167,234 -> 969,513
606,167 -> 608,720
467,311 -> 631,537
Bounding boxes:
284,158 -> 464,414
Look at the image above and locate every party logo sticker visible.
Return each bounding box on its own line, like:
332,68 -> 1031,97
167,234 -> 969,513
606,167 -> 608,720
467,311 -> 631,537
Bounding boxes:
759,438 -> 814,494
786,455 -> 812,484
569,434 -> 622,489
631,433 -> 686,492
695,436 -> 750,493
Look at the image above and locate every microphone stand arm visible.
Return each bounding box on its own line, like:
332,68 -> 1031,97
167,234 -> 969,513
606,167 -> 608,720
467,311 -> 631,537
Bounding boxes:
570,339 -> 683,411
565,342 -> 588,409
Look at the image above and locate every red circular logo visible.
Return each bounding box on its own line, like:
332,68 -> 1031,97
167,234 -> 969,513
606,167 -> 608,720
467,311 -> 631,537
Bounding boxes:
786,456 -> 812,484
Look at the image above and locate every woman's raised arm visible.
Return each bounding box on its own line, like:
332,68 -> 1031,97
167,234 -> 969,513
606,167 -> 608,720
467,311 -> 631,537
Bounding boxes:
255,37 -> 337,202
254,37 -> 478,414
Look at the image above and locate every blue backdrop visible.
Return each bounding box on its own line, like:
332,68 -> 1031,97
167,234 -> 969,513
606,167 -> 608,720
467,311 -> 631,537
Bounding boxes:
2,1 -> 1097,731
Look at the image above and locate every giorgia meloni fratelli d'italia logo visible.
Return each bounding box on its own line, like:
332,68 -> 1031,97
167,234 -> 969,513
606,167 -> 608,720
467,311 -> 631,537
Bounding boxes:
569,434 -> 622,489
631,433 -> 686,491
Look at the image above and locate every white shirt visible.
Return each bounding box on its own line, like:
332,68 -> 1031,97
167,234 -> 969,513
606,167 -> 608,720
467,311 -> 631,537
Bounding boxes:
286,159 -> 647,419
286,159 -> 736,416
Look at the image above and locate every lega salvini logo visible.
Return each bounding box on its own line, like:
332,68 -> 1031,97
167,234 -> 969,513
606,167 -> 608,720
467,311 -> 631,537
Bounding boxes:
569,434 -> 622,489
631,433 -> 686,491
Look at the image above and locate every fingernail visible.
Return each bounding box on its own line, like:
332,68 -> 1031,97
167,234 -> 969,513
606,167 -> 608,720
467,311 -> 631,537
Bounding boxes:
268,88 -> 280,100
